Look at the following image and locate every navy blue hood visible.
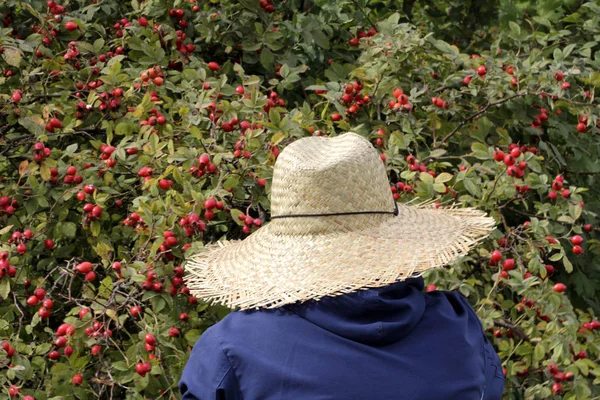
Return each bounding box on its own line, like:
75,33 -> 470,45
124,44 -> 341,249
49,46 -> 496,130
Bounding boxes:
289,277 -> 426,346
179,276 -> 505,400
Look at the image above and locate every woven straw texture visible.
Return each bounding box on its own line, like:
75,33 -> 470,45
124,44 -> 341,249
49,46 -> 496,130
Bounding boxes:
185,132 -> 496,310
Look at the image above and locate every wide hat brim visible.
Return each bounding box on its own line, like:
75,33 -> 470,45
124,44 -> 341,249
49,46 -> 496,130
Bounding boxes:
185,201 -> 495,310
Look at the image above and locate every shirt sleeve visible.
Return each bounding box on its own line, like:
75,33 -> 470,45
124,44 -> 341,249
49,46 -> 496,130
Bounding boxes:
179,328 -> 243,400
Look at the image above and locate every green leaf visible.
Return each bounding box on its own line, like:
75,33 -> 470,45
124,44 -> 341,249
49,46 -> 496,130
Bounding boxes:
61,222 -> 77,238
534,342 -> 545,361
312,30 -> 330,49
471,142 -> 490,159
563,256 -> 573,273
0,278 -> 10,300
463,179 -> 481,197
433,183 -> 447,193
223,175 -> 240,190
419,172 -> 434,183
509,21 -> 521,36
90,220 -> 101,237
259,49 -> 274,70
435,172 -> 453,184
230,209 -> 245,226
115,122 -> 134,136
2,47 -> 22,67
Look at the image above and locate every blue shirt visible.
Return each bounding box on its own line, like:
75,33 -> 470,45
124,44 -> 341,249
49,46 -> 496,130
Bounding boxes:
179,277 -> 504,399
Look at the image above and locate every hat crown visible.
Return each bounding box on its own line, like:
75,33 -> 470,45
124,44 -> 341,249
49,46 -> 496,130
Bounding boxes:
270,132 -> 394,217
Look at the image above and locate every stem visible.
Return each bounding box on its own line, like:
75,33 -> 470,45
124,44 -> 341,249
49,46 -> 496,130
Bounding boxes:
434,92 -> 534,150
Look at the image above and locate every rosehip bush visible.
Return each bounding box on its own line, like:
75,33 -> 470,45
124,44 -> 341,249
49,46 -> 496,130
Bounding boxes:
0,0 -> 600,399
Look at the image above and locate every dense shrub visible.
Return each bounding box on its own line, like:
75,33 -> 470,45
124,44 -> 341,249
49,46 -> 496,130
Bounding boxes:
0,0 -> 599,398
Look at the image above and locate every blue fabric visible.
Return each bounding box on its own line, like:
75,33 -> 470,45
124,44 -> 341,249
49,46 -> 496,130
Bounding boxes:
179,277 -> 504,400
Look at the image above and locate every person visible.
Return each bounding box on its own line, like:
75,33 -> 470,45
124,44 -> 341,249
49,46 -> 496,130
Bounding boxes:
179,132 -> 504,399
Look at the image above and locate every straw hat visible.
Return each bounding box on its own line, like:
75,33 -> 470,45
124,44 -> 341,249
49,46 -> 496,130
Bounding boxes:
185,132 -> 495,310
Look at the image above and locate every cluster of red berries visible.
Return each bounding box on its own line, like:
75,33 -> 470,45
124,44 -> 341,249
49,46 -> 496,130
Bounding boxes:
531,105 -> 548,128
97,143 -> 117,168
237,212 -> 262,234
493,144 -> 534,178
338,80 -> 371,115
158,231 -> 178,261
0,251 -> 16,278
8,229 -> 33,255
137,167 -> 154,182
75,261 -> 97,282
63,41 -> 80,63
179,212 -> 207,237
348,27 -> 377,46
136,361 -> 153,377
168,8 -> 188,28
7,385 -> 21,397
553,70 -> 571,90
141,269 -> 165,293
75,75 -> 105,91
82,202 -> 103,221
233,139 -> 252,159
32,142 -> 51,163
406,154 -> 429,173
188,153 -> 219,178
174,29 -> 195,56
140,112 -> 167,130
141,65 -> 165,86
263,91 -> 286,114
27,288 -> 53,318
390,181 -> 414,200
156,178 -> 173,190
569,235 -> 585,255
546,362 -> 574,395
430,96 -> 449,109
48,323 -> 76,361
123,212 -> 146,229
577,115 -> 588,133
548,174 -> 572,200
112,17 -> 133,37
0,195 -> 18,215
75,100 -> 93,119
388,88 -> 413,112
204,197 -> 224,221
45,117 -> 63,133
96,87 -> 123,113
259,0 -> 276,13
220,116 -> 241,132
170,266 -> 186,294
580,319 -> 600,333
63,165 -> 83,185
84,321 -> 112,341
2,341 -> 15,358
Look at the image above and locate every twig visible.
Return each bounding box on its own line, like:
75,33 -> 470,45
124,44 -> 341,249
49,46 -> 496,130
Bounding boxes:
434,92 -> 533,150
348,0 -> 377,30
494,318 -> 530,341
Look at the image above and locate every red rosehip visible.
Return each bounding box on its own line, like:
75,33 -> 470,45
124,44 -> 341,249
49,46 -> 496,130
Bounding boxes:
72,373 -> 83,385
491,250 -> 502,262
553,283 -> 567,293
570,235 -> 584,245
502,258 -> 515,271
145,333 -> 156,346
65,21 -> 78,31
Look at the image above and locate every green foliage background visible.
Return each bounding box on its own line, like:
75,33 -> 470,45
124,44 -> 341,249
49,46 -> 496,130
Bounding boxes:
1,0 -> 600,398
